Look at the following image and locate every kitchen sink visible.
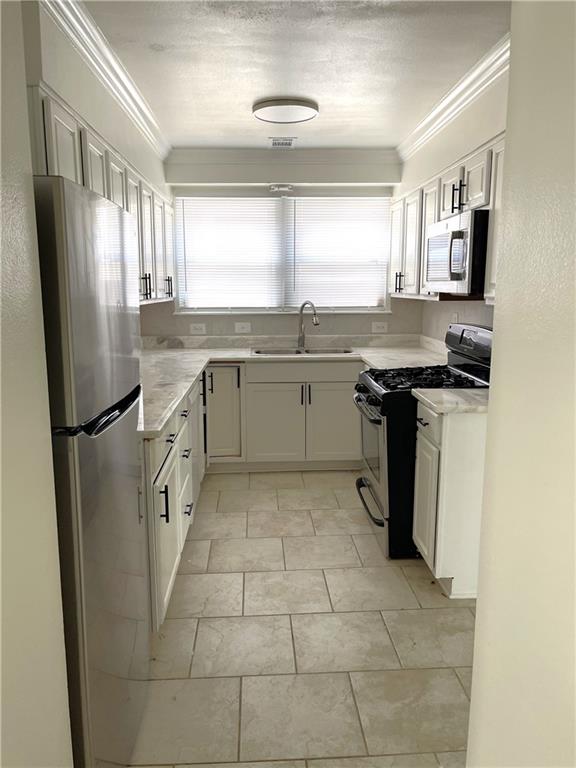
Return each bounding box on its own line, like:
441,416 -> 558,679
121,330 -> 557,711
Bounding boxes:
252,348 -> 353,355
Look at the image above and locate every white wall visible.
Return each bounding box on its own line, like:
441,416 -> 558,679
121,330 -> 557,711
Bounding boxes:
467,3 -> 575,766
0,2 -> 73,765
21,1 -> 168,193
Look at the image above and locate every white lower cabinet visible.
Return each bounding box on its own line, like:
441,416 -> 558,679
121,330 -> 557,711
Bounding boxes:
306,382 -> 361,461
246,382 -> 306,462
206,365 -> 242,459
412,432 -> 440,568
151,447 -> 181,626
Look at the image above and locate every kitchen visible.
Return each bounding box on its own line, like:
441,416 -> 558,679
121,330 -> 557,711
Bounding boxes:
2,2 -> 574,768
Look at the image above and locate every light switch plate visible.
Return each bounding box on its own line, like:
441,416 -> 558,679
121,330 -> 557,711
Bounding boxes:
235,322 -> 252,334
190,323 -> 206,335
372,321 -> 388,334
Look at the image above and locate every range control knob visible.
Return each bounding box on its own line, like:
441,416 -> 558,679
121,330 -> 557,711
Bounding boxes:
355,383 -> 369,394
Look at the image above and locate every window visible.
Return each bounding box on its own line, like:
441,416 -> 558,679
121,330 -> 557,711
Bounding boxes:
175,196 -> 390,310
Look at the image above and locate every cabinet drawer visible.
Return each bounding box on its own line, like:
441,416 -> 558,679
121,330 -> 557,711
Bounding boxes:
150,406 -> 187,479
416,403 -> 442,446
246,361 -> 362,383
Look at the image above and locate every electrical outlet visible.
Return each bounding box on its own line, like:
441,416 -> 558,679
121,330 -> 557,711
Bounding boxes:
235,322 -> 252,334
189,323 -> 206,335
451,313 -> 459,324
372,321 -> 388,334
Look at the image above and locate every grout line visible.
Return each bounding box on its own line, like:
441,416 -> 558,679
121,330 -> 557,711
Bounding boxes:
241,572 -> 245,616
321,569 -> 335,612
378,611 -> 403,668
237,676 -> 243,761
347,671 -> 370,757
288,613 -> 299,673
451,666 -> 472,701
281,537 -> 287,570
187,616 -> 201,678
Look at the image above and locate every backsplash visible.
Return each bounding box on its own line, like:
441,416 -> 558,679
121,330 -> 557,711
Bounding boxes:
421,301 -> 494,341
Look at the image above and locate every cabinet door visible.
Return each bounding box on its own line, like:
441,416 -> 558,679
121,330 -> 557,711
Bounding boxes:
305,382 -> 361,461
402,189 -> 422,295
107,151 -> 127,208
419,179 -> 440,295
44,100 -> 83,183
154,199 -> 167,298
463,148 -> 492,210
206,366 -> 242,458
412,432 -> 440,571
439,164 -> 464,219
389,199 -> 405,293
484,140 -> 505,301
190,387 -> 206,494
164,204 -> 175,299
152,450 -> 180,625
80,129 -> 108,197
140,184 -> 155,297
246,383 -> 306,462
177,472 -> 194,549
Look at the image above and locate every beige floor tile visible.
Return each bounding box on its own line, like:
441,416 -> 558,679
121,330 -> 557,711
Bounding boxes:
147,618 -> 198,679
309,756 -> 439,768
188,512 -> 247,541
248,510 -> 315,538
383,609 -> 475,668
244,570 -> 332,615
351,669 -> 469,755
218,490 -> 278,512
334,488 -> 363,508
292,612 -> 400,673
185,763 -> 305,768
167,573 -> 243,618
436,752 -> 467,768
283,535 -> 361,570
202,473 -> 250,491
311,508 -> 373,535
402,566 -> 476,609
250,471 -> 304,489
131,677 -> 240,764
179,540 -> 211,573
191,616 -> 295,677
325,567 -> 419,611
352,535 -> 389,566
195,490 -> 219,514
278,489 -> 338,511
240,673 -> 366,760
302,471 -> 359,489
208,537 -> 284,572
454,667 -> 473,698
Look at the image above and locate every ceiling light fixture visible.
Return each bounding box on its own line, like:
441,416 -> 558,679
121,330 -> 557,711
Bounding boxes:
253,98 -> 319,124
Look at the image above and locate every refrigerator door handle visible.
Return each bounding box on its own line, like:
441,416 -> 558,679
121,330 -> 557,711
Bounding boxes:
52,384 -> 141,438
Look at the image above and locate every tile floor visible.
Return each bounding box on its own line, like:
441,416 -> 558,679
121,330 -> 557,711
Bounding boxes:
131,471 -> 474,768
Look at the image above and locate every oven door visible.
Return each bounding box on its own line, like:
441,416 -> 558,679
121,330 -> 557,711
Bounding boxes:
353,393 -> 389,525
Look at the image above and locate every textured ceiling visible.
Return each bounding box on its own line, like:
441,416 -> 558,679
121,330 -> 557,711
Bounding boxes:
86,0 -> 510,149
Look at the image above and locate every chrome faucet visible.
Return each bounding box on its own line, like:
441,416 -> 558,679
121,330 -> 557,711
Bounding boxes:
297,300 -> 320,350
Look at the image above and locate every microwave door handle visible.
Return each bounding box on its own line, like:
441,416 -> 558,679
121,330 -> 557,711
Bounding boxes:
449,231 -> 466,280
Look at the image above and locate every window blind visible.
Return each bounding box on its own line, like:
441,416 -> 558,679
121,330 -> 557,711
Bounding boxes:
175,196 -> 390,310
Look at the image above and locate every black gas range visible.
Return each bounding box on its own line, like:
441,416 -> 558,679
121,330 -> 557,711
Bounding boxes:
353,323 -> 492,559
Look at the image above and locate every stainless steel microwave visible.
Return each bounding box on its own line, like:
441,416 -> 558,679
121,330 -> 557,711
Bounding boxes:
422,209 -> 489,296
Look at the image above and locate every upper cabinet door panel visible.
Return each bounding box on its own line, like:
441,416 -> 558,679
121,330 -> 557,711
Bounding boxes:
463,149 -> 492,210
402,189 -> 422,295
140,184 -> 155,294
439,164 -> 464,219
44,100 -> 83,184
154,200 -> 167,298
484,139 -> 505,300
389,199 -> 405,293
420,179 -> 441,295
107,151 -> 127,208
81,129 -> 108,197
164,205 -> 175,298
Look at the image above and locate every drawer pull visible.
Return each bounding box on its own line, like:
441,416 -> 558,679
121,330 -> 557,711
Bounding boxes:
180,409 -> 190,418
417,417 -> 430,427
182,448 -> 191,459
184,502 -> 194,516
159,485 -> 170,523
166,432 -> 176,444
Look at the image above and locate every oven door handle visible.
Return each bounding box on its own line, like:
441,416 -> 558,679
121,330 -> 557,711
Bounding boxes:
353,393 -> 382,425
356,477 -> 386,526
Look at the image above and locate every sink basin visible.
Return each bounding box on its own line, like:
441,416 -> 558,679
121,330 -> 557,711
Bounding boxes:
252,348 -> 353,355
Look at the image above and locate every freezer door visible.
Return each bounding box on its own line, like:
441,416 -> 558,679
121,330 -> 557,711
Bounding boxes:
53,395 -> 150,766
34,176 -> 140,426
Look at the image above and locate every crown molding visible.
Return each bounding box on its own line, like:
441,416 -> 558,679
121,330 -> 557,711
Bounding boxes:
41,0 -> 170,158
398,34 -> 510,161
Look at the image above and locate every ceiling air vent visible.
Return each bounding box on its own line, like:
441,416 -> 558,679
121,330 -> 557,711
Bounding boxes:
269,137 -> 297,149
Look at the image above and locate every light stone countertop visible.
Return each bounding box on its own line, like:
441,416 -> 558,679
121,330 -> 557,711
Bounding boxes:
412,388 -> 490,415
138,345 -> 448,437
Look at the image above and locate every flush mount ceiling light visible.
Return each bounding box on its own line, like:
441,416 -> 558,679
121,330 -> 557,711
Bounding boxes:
253,98 -> 319,124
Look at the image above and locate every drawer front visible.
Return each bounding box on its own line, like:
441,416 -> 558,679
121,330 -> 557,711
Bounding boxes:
246,361 -> 362,383
416,403 -> 442,446
150,402 -> 188,479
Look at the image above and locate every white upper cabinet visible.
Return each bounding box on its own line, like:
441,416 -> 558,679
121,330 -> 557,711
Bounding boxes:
401,189 -> 423,295
44,100 -> 83,184
164,204 -> 175,299
484,139 -> 505,301
439,163 -> 464,219
462,148 -> 492,210
419,179 -> 441,295
389,199 -> 405,293
154,199 -> 167,298
140,183 -> 155,298
80,128 -> 108,197
106,151 -> 127,209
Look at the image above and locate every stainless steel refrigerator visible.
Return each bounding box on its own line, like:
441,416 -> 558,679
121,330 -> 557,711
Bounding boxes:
34,177 -> 150,766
